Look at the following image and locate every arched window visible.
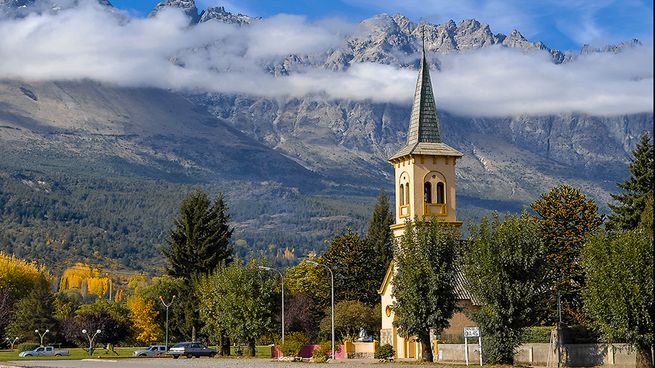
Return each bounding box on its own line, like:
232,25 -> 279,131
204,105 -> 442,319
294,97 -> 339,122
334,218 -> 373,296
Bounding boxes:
436,182 -> 445,204
405,183 -> 410,206
424,182 -> 432,203
399,183 -> 405,206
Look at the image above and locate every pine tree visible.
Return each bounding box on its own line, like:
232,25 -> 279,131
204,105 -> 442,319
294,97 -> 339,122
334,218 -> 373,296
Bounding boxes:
531,185 -> 603,324
321,229 -> 379,306
366,189 -> 394,291
7,275 -> 58,344
164,191 -> 233,280
608,130 -> 654,231
162,191 -> 234,341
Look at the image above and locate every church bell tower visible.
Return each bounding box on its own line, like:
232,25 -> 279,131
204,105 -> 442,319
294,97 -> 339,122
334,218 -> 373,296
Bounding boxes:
388,42 -> 463,235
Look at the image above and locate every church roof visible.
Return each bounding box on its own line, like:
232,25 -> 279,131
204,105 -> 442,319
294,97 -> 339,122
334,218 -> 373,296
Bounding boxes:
377,261 -> 479,305
389,39 -> 462,161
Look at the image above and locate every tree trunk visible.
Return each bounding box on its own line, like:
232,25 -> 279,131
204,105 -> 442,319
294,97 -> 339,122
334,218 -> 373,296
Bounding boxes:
420,332 -> 433,362
191,326 -> 196,342
248,339 -> 256,357
636,345 -> 653,368
220,333 -> 230,356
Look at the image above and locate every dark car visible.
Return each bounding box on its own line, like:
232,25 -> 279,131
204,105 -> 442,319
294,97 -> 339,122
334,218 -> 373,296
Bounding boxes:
168,342 -> 216,359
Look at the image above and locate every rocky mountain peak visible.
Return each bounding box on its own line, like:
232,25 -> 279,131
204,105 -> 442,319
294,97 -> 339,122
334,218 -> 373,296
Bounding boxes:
199,5 -> 259,25
148,0 -> 199,24
580,38 -> 642,54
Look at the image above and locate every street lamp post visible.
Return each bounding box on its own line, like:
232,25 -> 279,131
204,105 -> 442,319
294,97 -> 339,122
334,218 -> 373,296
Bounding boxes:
306,260 -> 334,360
34,329 -> 49,347
258,266 -> 285,345
160,294 -> 176,351
4,337 -> 19,349
81,329 -> 101,356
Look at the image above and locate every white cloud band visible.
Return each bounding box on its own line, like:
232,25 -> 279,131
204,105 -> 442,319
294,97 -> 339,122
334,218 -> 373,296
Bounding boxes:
0,3 -> 652,117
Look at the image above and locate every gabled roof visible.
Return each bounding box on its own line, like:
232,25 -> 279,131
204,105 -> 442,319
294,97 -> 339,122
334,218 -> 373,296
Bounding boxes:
378,261 -> 395,295
377,260 -> 480,305
389,37 -> 463,161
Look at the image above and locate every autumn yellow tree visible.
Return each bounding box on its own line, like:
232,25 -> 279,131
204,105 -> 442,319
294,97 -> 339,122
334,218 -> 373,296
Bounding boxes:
59,263 -> 111,298
0,252 -> 47,299
127,294 -> 162,344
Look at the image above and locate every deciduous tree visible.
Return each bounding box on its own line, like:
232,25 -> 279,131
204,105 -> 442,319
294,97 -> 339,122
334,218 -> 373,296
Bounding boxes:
463,213 -> 548,364
582,197 -> 653,368
392,219 -> 459,362
608,130 -> 654,231
531,185 -> 603,324
198,261 -> 276,356
319,300 -> 378,342
127,294 -> 162,344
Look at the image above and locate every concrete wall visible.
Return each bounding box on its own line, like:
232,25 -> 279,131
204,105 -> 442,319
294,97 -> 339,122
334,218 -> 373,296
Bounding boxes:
434,343 -> 637,367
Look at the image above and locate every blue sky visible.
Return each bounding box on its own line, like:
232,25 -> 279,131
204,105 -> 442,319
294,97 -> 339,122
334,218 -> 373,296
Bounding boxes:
110,0 -> 653,51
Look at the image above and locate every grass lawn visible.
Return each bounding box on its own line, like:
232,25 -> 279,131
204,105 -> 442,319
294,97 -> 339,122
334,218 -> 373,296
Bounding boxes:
0,346 -> 274,361
0,347 -> 139,361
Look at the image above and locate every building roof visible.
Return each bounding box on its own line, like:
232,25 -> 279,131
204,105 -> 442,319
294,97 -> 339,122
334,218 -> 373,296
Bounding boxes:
378,261 -> 479,305
389,39 -> 462,161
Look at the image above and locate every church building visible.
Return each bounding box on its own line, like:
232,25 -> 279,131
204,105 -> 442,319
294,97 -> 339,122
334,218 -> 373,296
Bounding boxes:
378,43 -> 476,360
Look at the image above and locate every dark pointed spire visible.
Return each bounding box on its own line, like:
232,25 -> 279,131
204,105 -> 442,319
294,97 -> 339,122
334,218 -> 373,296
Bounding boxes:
406,26 -> 441,145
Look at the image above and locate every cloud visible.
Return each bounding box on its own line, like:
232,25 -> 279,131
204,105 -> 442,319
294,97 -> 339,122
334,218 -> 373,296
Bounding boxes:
0,2 -> 651,117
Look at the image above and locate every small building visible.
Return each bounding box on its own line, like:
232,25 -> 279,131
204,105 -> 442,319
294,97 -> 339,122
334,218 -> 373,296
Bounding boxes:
378,42 -> 477,360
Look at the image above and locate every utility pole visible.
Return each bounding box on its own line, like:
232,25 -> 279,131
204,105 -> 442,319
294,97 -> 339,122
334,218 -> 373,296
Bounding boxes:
160,295 -> 176,351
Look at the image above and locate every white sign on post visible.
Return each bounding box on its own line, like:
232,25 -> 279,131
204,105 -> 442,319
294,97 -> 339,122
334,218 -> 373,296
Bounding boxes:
464,327 -> 480,338
463,327 -> 482,366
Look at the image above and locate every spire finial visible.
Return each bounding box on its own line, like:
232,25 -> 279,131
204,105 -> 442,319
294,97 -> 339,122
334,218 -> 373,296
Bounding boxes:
421,23 -> 426,53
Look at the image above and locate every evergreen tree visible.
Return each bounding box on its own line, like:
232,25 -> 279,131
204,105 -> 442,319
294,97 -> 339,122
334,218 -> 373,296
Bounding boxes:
608,130 -> 654,231
7,275 -> 58,344
531,185 -> 603,324
162,191 -> 233,342
320,229 -> 379,306
463,213 -> 548,364
392,219 -> 460,362
164,191 -> 233,280
366,189 -> 394,292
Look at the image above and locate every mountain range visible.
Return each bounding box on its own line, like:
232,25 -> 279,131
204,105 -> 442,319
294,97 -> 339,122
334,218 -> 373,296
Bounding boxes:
0,0 -> 652,272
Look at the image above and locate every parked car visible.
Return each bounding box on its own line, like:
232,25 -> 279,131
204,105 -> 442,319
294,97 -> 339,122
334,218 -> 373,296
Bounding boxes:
167,342 -> 216,359
19,346 -> 70,357
133,345 -> 167,357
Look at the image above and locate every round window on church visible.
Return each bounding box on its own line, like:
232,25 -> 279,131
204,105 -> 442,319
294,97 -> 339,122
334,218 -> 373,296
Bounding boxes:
385,305 -> 392,317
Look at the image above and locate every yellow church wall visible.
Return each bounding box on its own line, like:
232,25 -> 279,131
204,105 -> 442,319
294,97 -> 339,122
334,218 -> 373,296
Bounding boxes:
393,155 -> 459,225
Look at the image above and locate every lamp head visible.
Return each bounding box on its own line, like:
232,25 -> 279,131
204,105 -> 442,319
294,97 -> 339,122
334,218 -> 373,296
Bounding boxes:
45,329 -> 49,333
82,329 -> 87,334
96,329 -> 102,334
172,295 -> 176,299
258,266 -> 272,271
35,329 -> 39,333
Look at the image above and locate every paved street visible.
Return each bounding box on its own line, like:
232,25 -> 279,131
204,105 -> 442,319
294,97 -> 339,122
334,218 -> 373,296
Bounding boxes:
3,358 -> 430,368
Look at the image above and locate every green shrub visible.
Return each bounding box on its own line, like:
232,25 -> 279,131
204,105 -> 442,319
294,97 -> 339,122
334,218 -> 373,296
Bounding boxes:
281,331 -> 308,357
312,347 -> 328,363
374,343 -> 394,360
522,326 -> 553,343
16,343 -> 40,352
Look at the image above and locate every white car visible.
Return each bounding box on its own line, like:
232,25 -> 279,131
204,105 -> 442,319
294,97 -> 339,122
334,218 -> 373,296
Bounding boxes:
133,345 -> 167,357
19,346 -> 70,357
